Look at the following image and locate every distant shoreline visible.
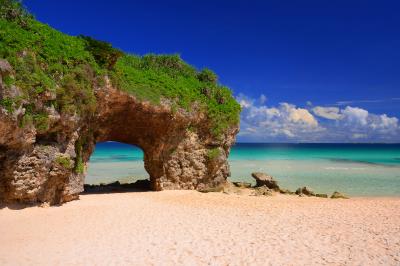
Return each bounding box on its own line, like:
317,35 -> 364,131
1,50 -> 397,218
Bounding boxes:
87,142 -> 400,197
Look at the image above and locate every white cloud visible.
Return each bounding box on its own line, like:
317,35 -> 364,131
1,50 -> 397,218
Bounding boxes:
236,93 -> 253,109
341,106 -> 369,126
237,94 -> 400,142
352,133 -> 367,139
237,95 -> 323,141
312,106 -> 341,120
369,114 -> 398,132
281,103 -> 318,127
335,99 -> 382,106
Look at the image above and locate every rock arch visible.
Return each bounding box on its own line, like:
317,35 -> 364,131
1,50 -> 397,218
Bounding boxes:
0,84 -> 238,205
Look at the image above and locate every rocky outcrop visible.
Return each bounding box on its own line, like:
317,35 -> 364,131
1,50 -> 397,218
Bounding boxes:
0,64 -> 239,205
251,172 -> 280,191
295,186 -> 316,196
330,191 -> 349,199
252,185 -> 273,196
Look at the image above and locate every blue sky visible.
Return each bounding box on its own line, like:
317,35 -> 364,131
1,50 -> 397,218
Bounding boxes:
24,0 -> 400,142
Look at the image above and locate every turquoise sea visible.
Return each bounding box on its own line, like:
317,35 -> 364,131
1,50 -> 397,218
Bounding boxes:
86,142 -> 400,197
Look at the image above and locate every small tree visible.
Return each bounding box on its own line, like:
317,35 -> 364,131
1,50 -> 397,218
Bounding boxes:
197,68 -> 218,84
79,35 -> 124,70
0,0 -> 32,27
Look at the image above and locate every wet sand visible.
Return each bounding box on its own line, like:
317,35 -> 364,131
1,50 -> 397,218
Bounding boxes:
1,191 -> 399,265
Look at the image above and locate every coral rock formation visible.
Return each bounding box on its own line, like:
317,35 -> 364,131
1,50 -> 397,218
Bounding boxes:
0,68 -> 238,205
0,2 -> 240,205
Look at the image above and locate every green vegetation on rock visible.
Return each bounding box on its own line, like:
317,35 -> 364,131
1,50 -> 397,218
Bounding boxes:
0,0 -> 240,136
207,148 -> 220,161
55,155 -> 73,169
0,97 -> 13,113
74,138 -> 85,174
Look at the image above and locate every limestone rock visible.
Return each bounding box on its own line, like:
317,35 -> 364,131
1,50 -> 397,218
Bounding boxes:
252,185 -> 273,196
279,188 -> 295,195
251,172 -> 280,190
331,191 -> 349,199
296,186 -> 315,196
0,85 -> 239,205
0,59 -> 12,75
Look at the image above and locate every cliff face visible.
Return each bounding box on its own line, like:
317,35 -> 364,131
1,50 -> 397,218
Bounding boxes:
0,64 -> 239,205
0,2 -> 240,205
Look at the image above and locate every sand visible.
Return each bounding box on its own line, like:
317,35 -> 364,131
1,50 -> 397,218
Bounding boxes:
1,191 -> 399,265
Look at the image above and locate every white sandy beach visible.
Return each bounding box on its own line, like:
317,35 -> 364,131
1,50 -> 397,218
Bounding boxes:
1,191 -> 399,265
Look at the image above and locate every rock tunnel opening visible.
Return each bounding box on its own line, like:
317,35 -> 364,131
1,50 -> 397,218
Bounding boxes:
0,86 -> 237,205
83,141 -> 151,194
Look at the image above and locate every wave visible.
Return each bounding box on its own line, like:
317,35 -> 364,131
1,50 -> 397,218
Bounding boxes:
324,167 -> 366,171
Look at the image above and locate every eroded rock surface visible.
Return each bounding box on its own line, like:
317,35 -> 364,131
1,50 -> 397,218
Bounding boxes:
0,68 -> 239,205
251,172 -> 280,191
331,191 -> 349,199
295,186 -> 316,196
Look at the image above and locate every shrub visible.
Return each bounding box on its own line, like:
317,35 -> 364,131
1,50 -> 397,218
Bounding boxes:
197,68 -> 218,84
75,157 -> 84,174
74,140 -> 85,174
55,155 -> 73,169
207,148 -> 220,161
0,0 -> 32,28
0,97 -> 14,112
32,113 -> 49,133
79,35 -> 123,70
3,75 -> 15,86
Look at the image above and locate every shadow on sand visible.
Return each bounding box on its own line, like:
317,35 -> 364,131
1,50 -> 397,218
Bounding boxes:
82,179 -> 151,194
0,179 -> 152,210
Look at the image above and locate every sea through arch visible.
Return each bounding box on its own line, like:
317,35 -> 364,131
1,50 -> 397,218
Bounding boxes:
85,141 -> 149,188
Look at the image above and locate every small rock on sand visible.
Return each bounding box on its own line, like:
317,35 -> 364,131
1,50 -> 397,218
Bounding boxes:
331,191 -> 349,199
252,186 -> 273,196
251,172 -> 280,190
296,187 -> 315,196
279,188 -> 295,195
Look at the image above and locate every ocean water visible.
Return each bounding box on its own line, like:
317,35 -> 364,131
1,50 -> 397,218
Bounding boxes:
86,142 -> 400,196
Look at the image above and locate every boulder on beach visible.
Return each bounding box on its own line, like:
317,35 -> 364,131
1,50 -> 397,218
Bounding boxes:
331,191 -> 349,199
251,172 -> 280,190
252,186 -> 274,196
316,193 -> 328,198
295,186 -> 315,196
